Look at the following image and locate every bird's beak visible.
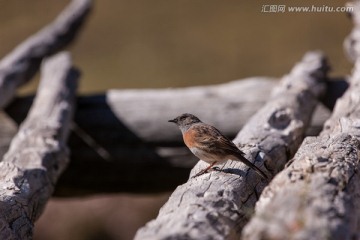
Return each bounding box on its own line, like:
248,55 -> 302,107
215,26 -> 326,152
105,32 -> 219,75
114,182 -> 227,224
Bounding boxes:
168,119 -> 176,123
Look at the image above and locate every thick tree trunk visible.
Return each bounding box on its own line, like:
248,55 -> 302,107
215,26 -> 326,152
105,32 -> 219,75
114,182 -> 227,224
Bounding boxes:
243,3 -> 360,239
0,52 -> 78,239
134,51 -> 328,240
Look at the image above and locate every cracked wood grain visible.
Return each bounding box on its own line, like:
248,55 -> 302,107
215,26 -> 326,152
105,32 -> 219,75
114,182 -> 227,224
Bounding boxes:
242,5 -> 360,238
0,52 -> 79,239
0,0 -> 91,108
134,51 -> 328,240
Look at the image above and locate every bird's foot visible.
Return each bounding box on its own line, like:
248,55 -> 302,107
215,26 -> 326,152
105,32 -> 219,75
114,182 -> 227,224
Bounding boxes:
192,162 -> 218,178
192,167 -> 221,178
212,166 -> 222,172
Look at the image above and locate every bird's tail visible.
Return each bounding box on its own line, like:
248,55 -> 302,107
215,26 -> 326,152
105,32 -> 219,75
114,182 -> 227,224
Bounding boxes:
234,153 -> 268,180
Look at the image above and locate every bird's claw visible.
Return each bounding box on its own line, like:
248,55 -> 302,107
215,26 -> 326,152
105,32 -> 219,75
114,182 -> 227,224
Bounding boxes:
192,166 -> 224,178
212,166 -> 221,171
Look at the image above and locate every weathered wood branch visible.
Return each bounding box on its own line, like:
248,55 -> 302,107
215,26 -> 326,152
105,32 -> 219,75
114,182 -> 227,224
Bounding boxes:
135,52 -> 328,240
0,52 -> 78,239
0,0 -> 91,108
2,77 -> 346,195
242,5 -> 360,240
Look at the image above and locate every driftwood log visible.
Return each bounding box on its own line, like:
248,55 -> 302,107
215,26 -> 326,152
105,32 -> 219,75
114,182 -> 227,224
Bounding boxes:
0,0 -> 91,109
242,4 -> 360,240
0,52 -> 78,239
135,51 -> 328,240
3,77 -> 343,195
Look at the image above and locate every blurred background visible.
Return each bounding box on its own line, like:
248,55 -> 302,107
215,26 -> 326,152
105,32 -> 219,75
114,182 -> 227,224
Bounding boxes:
0,0 -> 353,239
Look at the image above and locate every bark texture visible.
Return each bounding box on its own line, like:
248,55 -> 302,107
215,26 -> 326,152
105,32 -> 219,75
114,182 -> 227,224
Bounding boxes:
0,0 -> 91,108
0,52 -> 78,239
135,51 -> 329,240
243,5 -> 360,240
242,62 -> 360,240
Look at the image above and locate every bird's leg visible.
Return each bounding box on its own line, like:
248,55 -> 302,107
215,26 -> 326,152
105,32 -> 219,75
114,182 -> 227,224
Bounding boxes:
193,162 -> 217,178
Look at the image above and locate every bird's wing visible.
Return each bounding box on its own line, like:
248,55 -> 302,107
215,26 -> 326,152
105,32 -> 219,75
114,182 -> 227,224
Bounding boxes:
191,124 -> 268,179
188,124 -> 218,147
210,127 -> 268,179
192,124 -> 245,155
215,134 -> 246,155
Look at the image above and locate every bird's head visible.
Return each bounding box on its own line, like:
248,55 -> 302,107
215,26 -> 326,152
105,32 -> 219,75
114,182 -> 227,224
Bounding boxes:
168,113 -> 202,131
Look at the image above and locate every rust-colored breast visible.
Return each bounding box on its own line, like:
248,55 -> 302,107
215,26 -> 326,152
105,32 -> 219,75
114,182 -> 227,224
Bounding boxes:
183,128 -> 197,148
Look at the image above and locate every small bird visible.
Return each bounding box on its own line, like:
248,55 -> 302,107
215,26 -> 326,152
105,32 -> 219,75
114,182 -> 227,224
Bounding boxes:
169,113 -> 268,179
